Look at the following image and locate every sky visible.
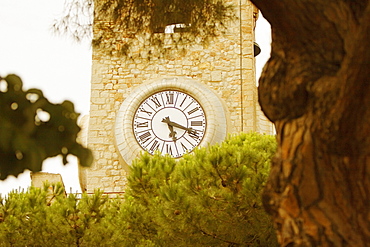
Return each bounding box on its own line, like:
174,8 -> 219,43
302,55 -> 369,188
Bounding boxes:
0,0 -> 271,195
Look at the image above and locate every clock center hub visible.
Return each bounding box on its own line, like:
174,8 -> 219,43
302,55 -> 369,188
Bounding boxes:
152,108 -> 187,141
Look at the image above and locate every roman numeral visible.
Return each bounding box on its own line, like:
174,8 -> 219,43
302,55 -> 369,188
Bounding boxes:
139,107 -> 152,116
166,92 -> 174,104
191,121 -> 203,126
180,143 -> 188,152
188,107 -> 199,115
166,144 -> 173,155
180,95 -> 187,107
150,96 -> 161,108
188,130 -> 200,140
149,140 -> 160,152
136,121 -> 149,128
138,131 -> 151,143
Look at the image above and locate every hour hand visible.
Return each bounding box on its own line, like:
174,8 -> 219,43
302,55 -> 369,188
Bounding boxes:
162,117 -> 177,141
167,124 -> 177,141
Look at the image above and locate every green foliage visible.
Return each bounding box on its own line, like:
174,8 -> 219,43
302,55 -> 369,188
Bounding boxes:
125,132 -> 278,246
0,183 -> 65,246
0,74 -> 93,180
0,133 -> 277,246
55,0 -> 235,58
0,184 -> 125,247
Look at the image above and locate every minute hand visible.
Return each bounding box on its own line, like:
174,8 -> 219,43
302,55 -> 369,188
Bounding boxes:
167,121 -> 195,134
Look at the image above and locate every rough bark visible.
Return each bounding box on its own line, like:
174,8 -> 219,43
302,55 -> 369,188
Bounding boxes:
251,0 -> 370,246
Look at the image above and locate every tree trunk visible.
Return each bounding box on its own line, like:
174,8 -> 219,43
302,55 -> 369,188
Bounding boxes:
251,0 -> 370,246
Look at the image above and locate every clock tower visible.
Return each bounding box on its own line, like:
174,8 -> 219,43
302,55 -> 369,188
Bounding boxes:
80,0 -> 274,193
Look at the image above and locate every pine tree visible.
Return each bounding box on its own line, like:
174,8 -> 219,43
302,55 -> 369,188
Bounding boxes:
0,133 -> 277,246
124,132 -> 278,246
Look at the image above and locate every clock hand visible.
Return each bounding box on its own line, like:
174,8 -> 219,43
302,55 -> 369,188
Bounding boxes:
162,117 -> 177,141
167,124 -> 177,141
162,117 -> 198,135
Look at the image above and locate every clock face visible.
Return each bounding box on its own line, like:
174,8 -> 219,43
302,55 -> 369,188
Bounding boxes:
133,90 -> 206,158
115,77 -> 229,167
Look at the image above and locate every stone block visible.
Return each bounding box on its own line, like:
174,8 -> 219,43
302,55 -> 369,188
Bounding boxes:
210,71 -> 222,82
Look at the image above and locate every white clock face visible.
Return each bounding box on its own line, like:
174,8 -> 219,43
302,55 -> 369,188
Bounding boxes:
133,90 -> 206,158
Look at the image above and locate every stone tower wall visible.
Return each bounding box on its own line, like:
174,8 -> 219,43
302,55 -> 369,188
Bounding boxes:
83,0 -> 274,193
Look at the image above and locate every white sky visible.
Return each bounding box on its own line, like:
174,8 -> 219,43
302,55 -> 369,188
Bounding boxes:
0,0 -> 271,195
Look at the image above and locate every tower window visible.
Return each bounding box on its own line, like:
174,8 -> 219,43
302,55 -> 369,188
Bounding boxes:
164,23 -> 190,33
154,11 -> 190,33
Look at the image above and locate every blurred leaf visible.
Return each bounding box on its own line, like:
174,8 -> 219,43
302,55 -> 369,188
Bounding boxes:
0,74 -> 93,180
